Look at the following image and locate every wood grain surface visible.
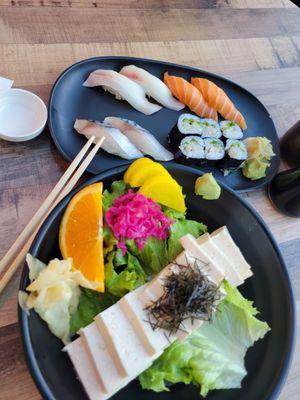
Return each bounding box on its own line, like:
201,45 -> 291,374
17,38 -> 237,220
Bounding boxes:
0,1 -> 299,399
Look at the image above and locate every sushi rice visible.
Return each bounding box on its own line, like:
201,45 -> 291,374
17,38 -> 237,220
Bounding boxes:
200,119 -> 222,139
204,138 -> 225,160
225,139 -> 247,160
220,120 -> 243,140
220,139 -> 248,176
177,113 -> 203,135
179,136 -> 205,159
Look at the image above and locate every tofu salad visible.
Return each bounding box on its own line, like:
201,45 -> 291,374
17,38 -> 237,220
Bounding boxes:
19,158 -> 270,399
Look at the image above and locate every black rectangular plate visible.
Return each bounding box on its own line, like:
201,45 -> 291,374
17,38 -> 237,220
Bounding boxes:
48,56 -> 279,192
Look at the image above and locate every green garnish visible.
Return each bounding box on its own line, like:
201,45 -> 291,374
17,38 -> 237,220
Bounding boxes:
195,173 -> 221,200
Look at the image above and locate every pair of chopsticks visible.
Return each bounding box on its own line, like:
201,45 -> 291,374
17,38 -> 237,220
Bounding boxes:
0,136 -> 105,294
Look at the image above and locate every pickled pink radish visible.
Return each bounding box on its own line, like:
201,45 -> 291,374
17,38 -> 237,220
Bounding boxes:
105,191 -> 173,253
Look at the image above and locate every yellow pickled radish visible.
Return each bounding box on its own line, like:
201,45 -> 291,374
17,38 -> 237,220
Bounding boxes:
139,175 -> 186,212
124,157 -> 154,184
128,162 -> 171,188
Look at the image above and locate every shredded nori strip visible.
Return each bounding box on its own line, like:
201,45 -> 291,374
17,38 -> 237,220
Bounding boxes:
145,257 -> 221,336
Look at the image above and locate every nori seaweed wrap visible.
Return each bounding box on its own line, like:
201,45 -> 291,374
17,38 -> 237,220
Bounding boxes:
168,113 -> 202,150
204,138 -> 225,166
220,120 -> 243,140
220,139 -> 248,175
175,135 -> 205,165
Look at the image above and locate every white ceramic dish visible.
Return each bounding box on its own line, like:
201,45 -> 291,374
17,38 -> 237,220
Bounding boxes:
0,88 -> 47,142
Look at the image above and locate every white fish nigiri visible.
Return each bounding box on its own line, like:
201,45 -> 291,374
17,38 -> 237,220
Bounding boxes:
104,116 -> 174,161
83,69 -> 162,115
119,65 -> 184,111
74,119 -> 143,160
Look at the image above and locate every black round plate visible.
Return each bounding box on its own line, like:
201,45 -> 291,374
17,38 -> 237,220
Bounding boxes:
19,164 -> 294,400
48,56 -> 280,192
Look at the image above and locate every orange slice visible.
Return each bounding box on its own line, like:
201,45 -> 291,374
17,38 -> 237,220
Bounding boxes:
59,182 -> 104,292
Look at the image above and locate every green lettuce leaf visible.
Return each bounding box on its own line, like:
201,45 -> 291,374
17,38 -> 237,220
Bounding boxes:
69,288 -> 117,335
124,208 -> 206,275
102,222 -> 117,256
125,237 -> 169,276
139,283 -> 270,397
167,218 -> 207,262
105,250 -> 147,297
102,180 -> 128,212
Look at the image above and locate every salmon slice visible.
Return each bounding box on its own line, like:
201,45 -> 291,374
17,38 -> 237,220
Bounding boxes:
164,72 -> 218,120
191,78 -> 247,130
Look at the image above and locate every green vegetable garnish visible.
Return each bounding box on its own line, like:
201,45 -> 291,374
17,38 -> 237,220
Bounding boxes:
242,158 -> 269,180
195,173 -> 221,200
69,288 -> 118,335
105,251 -> 147,297
183,118 -> 200,125
242,137 -> 275,180
139,282 -> 270,397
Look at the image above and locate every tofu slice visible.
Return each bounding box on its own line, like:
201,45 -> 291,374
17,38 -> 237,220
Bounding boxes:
179,234 -> 225,285
80,322 -> 129,394
95,303 -> 152,377
211,226 -> 252,280
119,285 -> 169,355
63,337 -> 107,400
196,233 -> 243,287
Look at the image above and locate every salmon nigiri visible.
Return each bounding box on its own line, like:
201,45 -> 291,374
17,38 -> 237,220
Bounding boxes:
191,78 -> 247,130
164,72 -> 218,120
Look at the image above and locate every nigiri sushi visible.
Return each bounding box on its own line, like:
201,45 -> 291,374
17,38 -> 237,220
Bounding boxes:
104,116 -> 174,161
191,78 -> 247,130
119,65 -> 184,111
74,119 -> 143,160
83,69 -> 162,115
163,72 -> 218,120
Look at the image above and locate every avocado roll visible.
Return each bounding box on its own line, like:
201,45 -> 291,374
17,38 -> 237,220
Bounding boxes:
175,136 -> 205,165
168,113 -> 203,150
200,119 -> 222,139
220,139 -> 248,175
204,138 -> 225,165
220,120 -> 243,140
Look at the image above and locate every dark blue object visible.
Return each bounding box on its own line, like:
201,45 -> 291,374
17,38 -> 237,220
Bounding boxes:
268,168 -> 300,218
19,163 -> 294,400
48,56 -> 280,192
280,120 -> 300,168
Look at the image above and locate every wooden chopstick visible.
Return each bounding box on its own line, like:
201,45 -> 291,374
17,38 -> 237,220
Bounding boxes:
0,135 -> 95,275
0,136 -> 105,294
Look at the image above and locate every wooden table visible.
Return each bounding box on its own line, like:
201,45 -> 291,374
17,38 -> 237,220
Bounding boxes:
0,1 -> 299,399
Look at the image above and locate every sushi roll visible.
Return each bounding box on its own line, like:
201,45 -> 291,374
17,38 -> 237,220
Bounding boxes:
220,120 -> 243,140
175,136 -> 205,165
177,113 -> 203,135
200,119 -> 222,139
204,138 -> 225,165
168,113 -> 202,150
220,139 -> 248,175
